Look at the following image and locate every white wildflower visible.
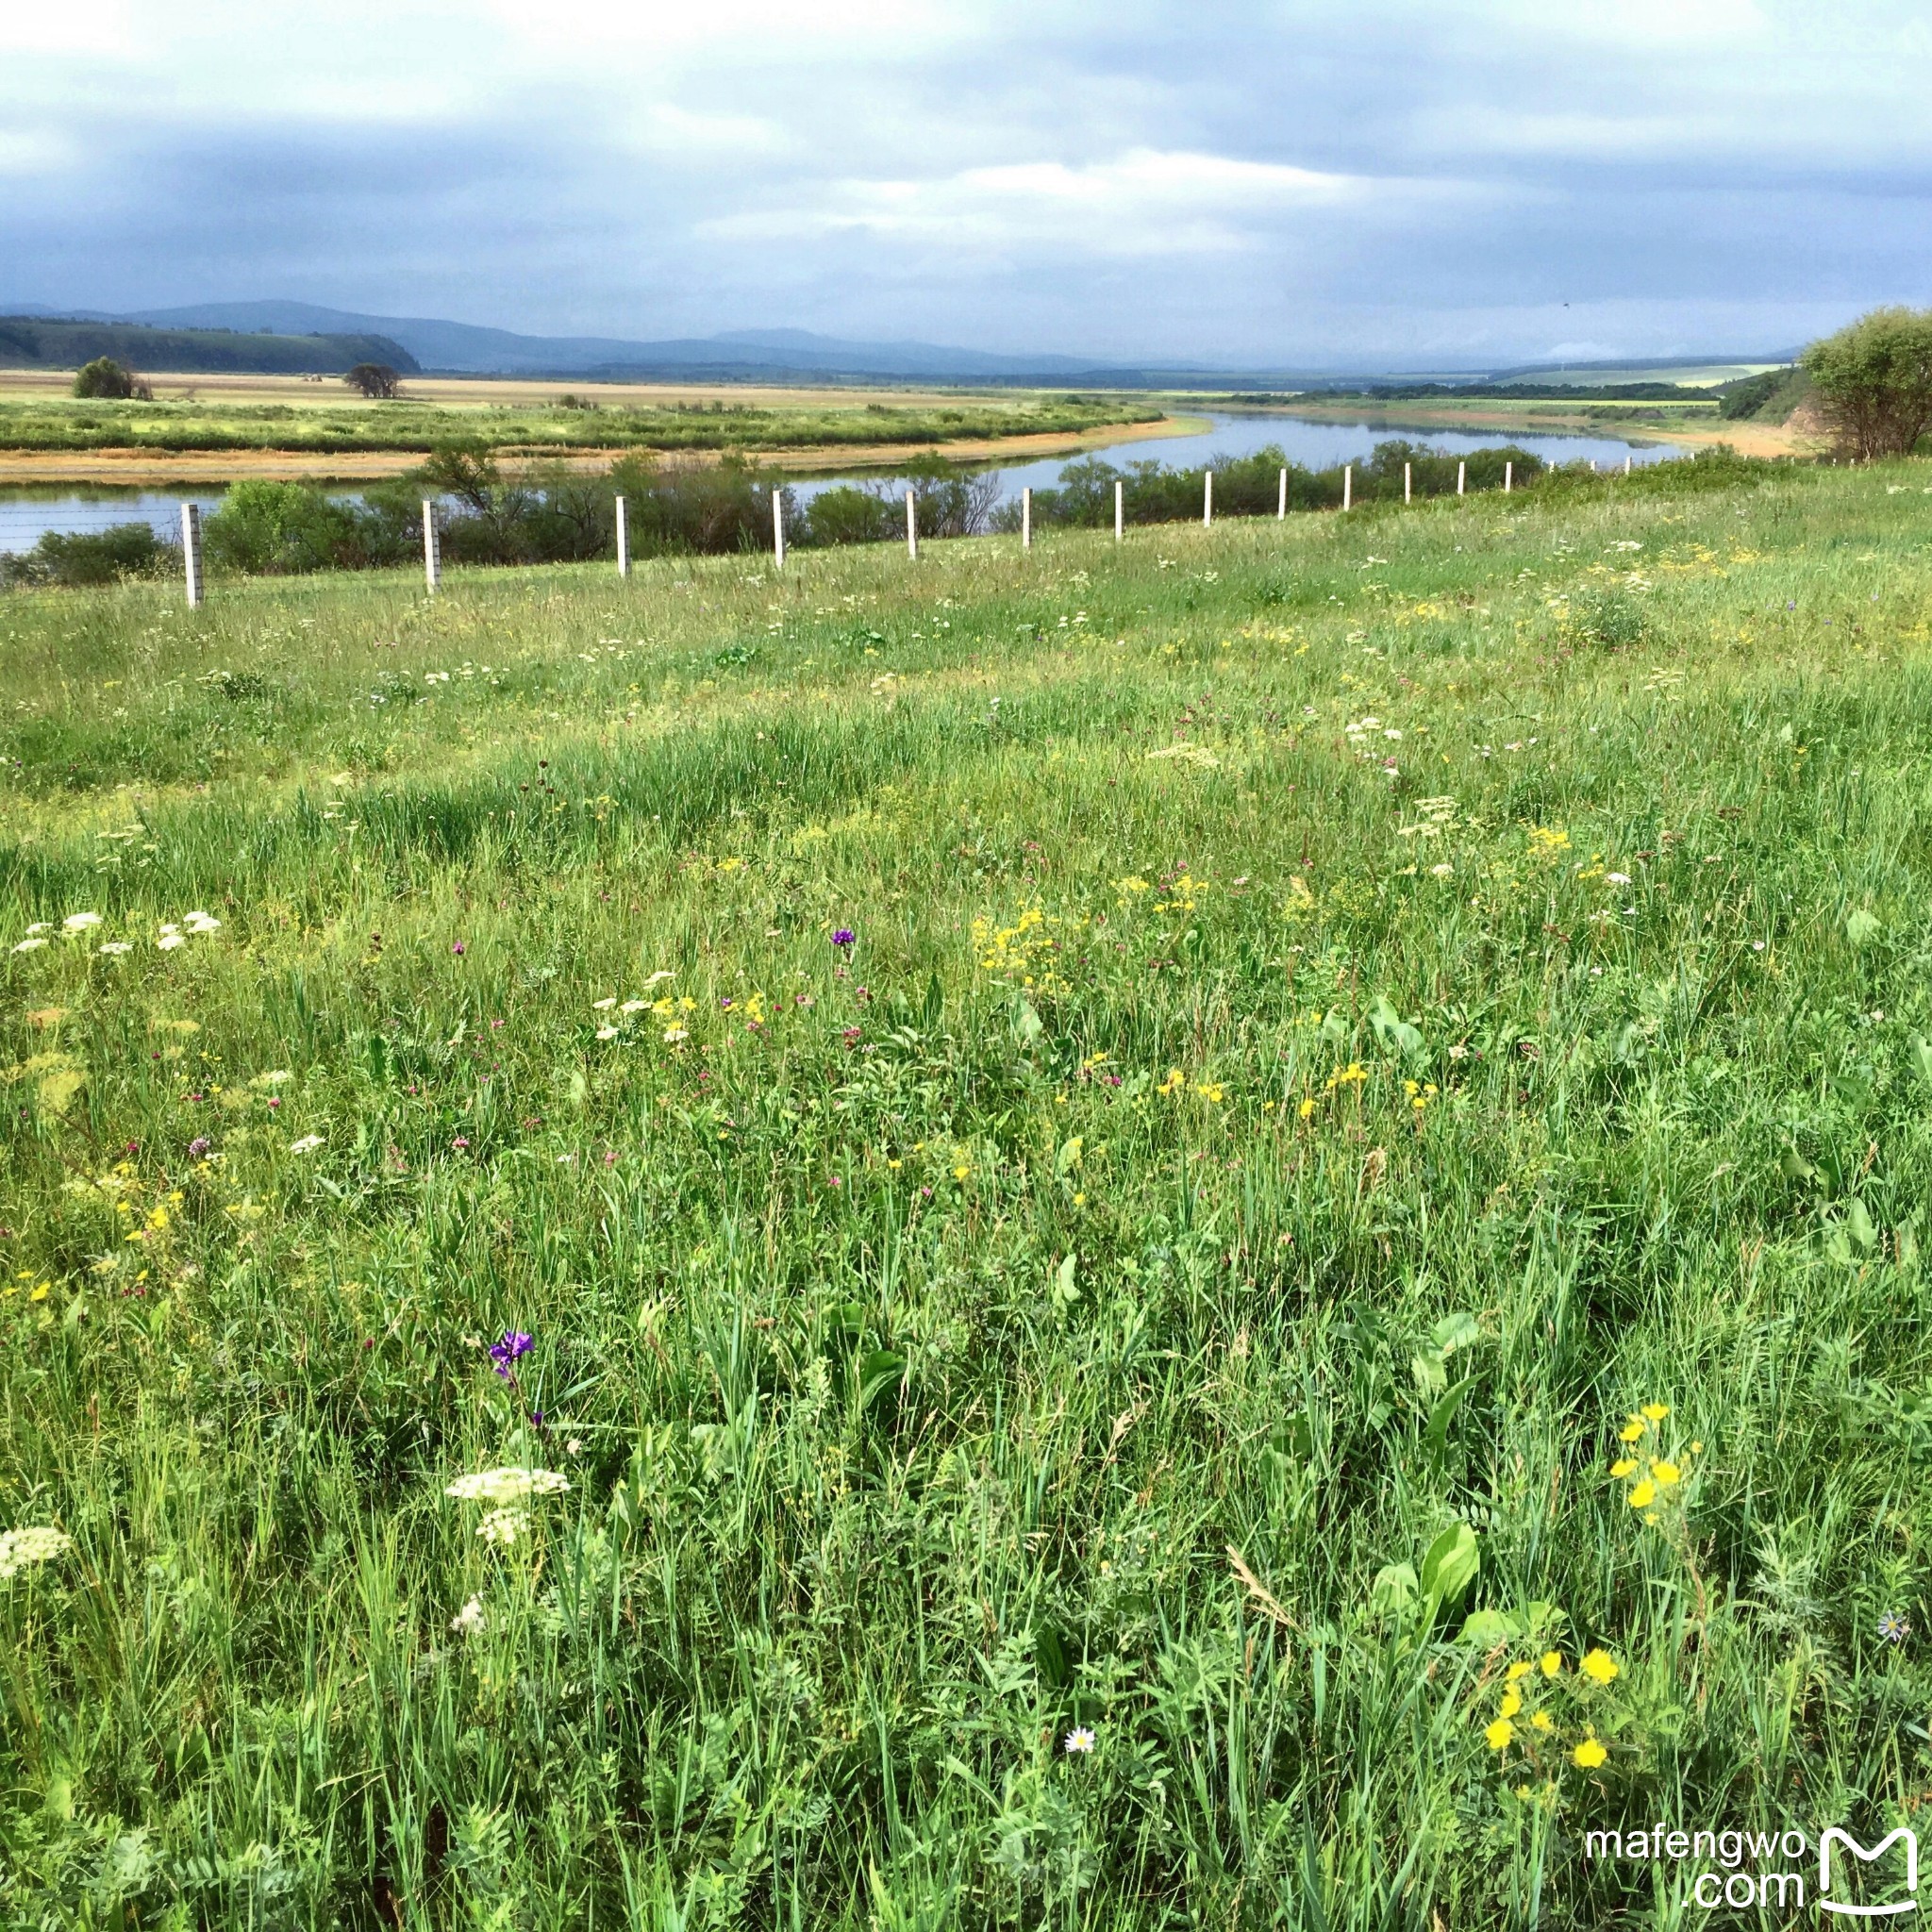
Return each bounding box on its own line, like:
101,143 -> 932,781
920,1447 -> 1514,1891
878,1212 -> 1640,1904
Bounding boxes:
99,941 -> 134,957
288,1134 -> 325,1155
0,1525 -> 75,1581
443,1467 -> 572,1506
12,938 -> 47,954
449,1594 -> 486,1637
477,1507 -> 530,1546
62,912 -> 103,932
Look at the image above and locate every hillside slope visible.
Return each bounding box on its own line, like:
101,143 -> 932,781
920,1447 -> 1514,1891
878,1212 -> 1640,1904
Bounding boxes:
0,316 -> 420,376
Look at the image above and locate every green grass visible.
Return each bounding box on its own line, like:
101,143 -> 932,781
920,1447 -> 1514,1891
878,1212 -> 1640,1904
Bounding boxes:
0,391 -> 1157,458
2,460 -> 1932,1926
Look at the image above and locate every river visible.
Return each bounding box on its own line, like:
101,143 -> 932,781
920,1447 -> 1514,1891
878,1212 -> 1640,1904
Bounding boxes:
0,411 -> 1682,553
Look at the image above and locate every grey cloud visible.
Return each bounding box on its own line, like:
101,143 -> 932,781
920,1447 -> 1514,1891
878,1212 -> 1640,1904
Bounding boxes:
4,3 -> 1930,364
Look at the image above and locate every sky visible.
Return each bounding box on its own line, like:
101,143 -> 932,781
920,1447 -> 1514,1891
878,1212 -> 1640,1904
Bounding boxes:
5,0 -> 1932,369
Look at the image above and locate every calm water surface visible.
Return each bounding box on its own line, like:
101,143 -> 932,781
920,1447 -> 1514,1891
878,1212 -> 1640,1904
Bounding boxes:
0,413 -> 1683,552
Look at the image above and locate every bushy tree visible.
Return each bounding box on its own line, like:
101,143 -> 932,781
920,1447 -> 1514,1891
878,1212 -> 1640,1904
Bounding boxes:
72,358 -> 149,400
343,363 -> 402,399
1801,308 -> 1932,458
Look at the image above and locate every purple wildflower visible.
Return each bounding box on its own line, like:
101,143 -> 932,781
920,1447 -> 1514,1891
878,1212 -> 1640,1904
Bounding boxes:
188,1136 -> 211,1159
831,928 -> 856,949
489,1330 -> 533,1379
451,941 -> 466,956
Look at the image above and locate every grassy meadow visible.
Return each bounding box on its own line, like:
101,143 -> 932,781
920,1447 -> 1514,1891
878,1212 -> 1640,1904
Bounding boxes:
0,388 -> 1156,462
3,458 -> 1932,1925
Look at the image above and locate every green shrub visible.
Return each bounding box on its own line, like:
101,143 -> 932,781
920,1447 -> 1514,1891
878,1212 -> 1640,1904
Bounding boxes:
0,521 -> 175,589
203,480 -> 366,574
802,485 -> 896,546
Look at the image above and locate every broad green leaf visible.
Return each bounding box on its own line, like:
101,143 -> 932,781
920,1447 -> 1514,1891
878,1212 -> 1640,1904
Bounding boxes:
1369,1563 -> 1419,1616
1420,1523 -> 1479,1611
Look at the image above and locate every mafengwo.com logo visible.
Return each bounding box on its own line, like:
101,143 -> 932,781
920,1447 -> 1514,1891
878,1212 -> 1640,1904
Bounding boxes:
1582,1822 -> 1918,1916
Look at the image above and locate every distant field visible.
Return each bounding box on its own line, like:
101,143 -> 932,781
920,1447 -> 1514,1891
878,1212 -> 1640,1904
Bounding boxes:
2,456 -> 1930,1924
1270,391 -> 1813,458
1484,362 -> 1786,389
0,372 -> 1168,481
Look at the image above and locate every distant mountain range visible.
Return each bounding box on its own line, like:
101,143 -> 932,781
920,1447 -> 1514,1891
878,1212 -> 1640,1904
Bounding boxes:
1,301 -> 1130,381
0,299 -> 1793,388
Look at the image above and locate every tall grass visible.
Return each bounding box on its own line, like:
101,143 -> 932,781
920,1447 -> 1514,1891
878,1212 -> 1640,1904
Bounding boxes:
0,459 -> 1929,1925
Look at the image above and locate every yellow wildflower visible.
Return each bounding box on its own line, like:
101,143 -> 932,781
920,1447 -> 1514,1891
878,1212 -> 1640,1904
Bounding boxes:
1579,1649 -> 1619,1685
1573,1734 -> 1607,1769
1628,1480 -> 1656,1508
1507,1660 -> 1533,1682
1650,1459 -> 1681,1487
1618,1421 -> 1644,1444
1609,1458 -> 1637,1478
1531,1710 -> 1554,1732
1541,1652 -> 1562,1677
1641,1403 -> 1669,1422
1485,1718 -> 1515,1751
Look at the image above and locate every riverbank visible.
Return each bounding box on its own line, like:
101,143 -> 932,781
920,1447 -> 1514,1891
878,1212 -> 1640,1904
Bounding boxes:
0,413 -> 1203,487
1264,394 -> 1813,459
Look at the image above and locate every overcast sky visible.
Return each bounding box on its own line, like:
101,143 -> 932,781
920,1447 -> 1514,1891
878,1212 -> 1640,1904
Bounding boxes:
5,0 -> 1930,367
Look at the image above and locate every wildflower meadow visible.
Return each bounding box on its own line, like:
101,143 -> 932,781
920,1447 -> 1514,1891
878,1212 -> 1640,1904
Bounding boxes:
3,454 -> 1931,1924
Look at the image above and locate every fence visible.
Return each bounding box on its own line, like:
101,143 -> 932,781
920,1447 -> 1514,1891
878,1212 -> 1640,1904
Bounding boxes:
0,448 -> 1647,606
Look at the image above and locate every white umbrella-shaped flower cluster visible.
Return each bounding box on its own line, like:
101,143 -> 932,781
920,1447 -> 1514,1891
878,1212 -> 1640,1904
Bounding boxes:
0,1524 -> 74,1582
443,1467 -> 572,1545
11,908 -> 222,956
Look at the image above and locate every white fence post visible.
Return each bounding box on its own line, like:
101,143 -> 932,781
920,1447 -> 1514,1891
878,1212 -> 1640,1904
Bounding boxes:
1022,486 -> 1031,550
1277,466 -> 1287,519
615,495 -> 629,577
1204,470 -> 1213,526
181,503 -> 204,609
423,500 -> 440,593
772,488 -> 785,570
906,489 -> 917,560
1624,455 -> 1632,476
1504,460 -> 1513,495
1342,465 -> 1352,512
1404,461 -> 1412,505
1114,477 -> 1124,542
1457,459 -> 1466,497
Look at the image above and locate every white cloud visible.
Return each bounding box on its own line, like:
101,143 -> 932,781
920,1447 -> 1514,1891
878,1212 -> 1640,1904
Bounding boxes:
707,148 -> 1378,258
0,129 -> 73,175
625,103 -> 790,158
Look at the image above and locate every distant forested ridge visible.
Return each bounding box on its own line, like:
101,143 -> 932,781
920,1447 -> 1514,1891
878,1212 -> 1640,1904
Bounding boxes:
0,316 -> 421,376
